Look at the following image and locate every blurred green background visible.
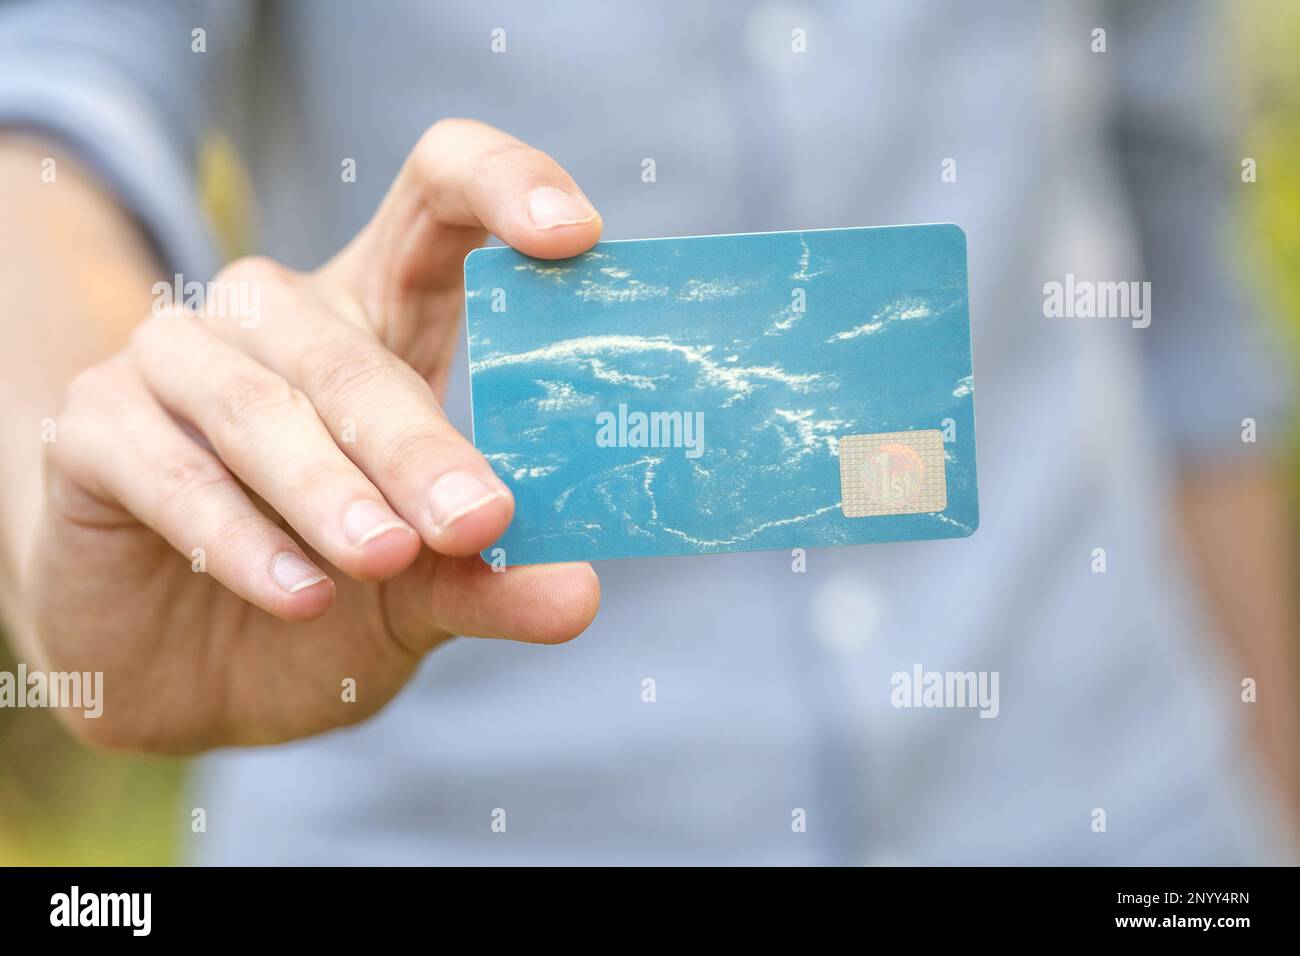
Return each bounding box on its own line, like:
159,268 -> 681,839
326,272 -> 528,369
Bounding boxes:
1,3 -> 1298,865
1240,4 -> 1300,353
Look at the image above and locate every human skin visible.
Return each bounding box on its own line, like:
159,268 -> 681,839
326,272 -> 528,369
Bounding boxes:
0,120 -> 603,753
0,121 -> 1295,835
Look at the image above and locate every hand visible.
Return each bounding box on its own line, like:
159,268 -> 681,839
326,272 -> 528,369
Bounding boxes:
27,119 -> 603,753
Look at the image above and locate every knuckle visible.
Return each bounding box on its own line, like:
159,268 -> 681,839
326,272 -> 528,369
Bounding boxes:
477,140 -> 548,174
301,341 -> 394,408
215,373 -> 307,431
291,463 -> 358,505
126,315 -> 157,354
216,254 -> 292,288
126,312 -> 172,358
209,508 -> 273,557
415,120 -> 545,185
382,428 -> 456,480
157,456 -> 232,511
418,117 -> 474,153
62,362 -> 117,412
208,256 -> 297,332
413,121 -> 459,182
47,360 -> 134,482
41,422 -> 82,485
41,411 -> 86,477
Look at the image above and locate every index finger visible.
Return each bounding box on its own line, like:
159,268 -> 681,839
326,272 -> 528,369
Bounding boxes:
325,118 -> 604,297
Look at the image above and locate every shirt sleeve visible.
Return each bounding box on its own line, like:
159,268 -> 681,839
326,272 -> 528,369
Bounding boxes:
1107,0 -> 1293,461
0,0 -> 252,279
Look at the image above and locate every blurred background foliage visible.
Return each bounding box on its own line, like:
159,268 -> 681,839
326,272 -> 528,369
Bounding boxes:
2,3 -> 1299,865
1238,1 -> 1300,360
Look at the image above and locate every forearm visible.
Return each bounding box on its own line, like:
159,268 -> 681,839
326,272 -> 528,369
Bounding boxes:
1178,458 -> 1300,819
0,135 -> 159,652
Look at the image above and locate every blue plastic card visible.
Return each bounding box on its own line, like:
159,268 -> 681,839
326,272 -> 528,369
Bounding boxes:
464,224 -> 978,565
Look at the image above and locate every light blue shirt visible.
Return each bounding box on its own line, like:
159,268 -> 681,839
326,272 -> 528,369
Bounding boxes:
2,0 -> 1291,863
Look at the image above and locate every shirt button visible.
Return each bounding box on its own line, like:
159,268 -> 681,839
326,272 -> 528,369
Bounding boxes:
809,573 -> 883,654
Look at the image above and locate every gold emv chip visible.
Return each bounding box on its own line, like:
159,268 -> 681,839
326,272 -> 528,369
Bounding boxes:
838,430 -> 948,518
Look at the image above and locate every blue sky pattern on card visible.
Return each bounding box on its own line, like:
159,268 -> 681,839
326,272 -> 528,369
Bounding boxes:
464,224 -> 978,564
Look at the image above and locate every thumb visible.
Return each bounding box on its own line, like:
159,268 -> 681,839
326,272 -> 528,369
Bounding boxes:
324,118 -> 603,301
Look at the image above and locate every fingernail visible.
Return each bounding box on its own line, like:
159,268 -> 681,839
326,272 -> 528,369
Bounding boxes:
527,186 -> 598,230
344,499 -> 414,548
429,471 -> 507,534
272,552 -> 329,593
